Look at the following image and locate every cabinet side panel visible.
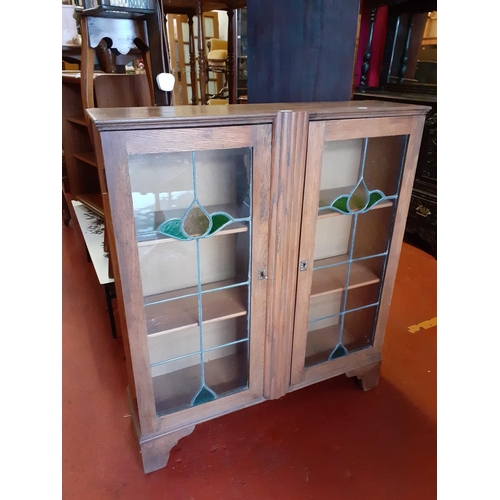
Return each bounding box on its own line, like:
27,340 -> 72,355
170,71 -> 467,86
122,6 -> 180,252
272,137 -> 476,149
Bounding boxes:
92,127 -> 137,408
98,131 -> 158,436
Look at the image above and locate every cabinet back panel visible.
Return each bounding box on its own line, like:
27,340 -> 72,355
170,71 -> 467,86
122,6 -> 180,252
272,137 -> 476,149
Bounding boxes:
364,135 -> 408,196
321,139 -> 362,190
138,232 -> 249,296
149,318 -> 245,377
353,206 -> 395,259
152,343 -> 249,417
308,294 -> 343,331
313,216 -> 353,261
128,149 -> 250,212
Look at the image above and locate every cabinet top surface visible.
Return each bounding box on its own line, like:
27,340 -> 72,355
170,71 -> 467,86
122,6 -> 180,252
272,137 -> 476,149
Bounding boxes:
354,91 -> 437,105
87,101 -> 430,131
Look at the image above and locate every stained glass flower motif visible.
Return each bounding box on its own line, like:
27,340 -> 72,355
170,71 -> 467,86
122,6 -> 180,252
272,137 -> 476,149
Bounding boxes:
157,203 -> 236,240
320,178 -> 386,215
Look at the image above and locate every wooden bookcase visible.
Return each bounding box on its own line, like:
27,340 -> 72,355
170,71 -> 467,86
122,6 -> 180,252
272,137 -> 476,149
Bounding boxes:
62,71 -> 153,214
87,101 -> 428,473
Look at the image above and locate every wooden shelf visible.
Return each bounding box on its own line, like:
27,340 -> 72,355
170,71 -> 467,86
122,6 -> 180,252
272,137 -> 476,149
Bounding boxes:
421,37 -> 437,46
137,222 -> 248,246
318,187 -> 394,218
75,193 -> 104,218
306,324 -> 342,366
311,257 -> 380,298
146,285 -> 248,337
305,324 -> 361,366
136,202 -> 250,244
74,152 -> 98,167
145,278 -> 246,305
153,350 -> 248,416
67,116 -> 88,127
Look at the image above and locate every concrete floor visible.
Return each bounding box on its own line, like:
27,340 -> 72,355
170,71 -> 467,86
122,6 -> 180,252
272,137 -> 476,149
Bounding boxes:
62,199 -> 437,499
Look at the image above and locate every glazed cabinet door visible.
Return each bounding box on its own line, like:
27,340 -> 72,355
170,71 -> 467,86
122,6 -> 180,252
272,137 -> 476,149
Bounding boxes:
101,124 -> 271,436
290,116 -> 422,389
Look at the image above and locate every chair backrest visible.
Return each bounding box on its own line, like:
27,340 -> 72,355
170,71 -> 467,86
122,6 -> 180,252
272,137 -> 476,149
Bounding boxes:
207,38 -> 227,52
94,74 -> 154,108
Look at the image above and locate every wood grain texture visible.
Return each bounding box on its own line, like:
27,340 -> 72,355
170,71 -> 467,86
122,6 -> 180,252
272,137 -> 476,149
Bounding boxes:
139,425 -> 196,474
94,74 -> 154,108
96,131 -> 158,436
92,128 -> 136,403
62,81 -> 92,198
124,125 -> 254,154
87,103 -> 428,471
79,16 -> 96,139
264,111 -> 308,400
290,121 -> 326,387
249,124 -> 273,399
290,347 -> 381,392
289,113 -> 426,391
87,100 -> 430,132
95,121 -> 272,438
145,287 -> 248,336
310,261 -> 380,298
345,360 -> 382,391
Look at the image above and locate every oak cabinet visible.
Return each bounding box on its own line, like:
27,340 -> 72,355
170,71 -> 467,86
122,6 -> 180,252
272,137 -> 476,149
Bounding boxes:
87,101 -> 428,473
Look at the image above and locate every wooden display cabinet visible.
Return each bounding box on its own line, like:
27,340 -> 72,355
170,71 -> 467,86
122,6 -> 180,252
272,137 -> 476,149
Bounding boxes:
87,101 -> 428,473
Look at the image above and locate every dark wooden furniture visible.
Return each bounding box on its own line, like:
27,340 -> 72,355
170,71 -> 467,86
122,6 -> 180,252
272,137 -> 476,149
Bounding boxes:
62,71 -> 153,215
87,100 -> 428,474
354,90 -> 436,255
73,1 -> 171,106
246,0 -> 361,103
354,0 -> 437,257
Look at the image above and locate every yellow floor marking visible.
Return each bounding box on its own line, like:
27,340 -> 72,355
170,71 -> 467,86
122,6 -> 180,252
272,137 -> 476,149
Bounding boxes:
407,317 -> 437,333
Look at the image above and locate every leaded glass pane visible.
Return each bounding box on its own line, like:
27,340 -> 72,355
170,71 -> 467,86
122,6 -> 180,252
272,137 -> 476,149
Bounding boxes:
152,353 -> 202,416
343,306 -> 378,351
352,206 -> 394,259
304,135 -> 407,369
128,147 -> 253,416
204,340 -> 249,397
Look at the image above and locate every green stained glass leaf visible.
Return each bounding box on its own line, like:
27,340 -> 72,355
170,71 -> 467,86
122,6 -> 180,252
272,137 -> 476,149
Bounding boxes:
192,385 -> 216,406
366,191 -> 385,209
330,195 -> 350,213
329,343 -> 348,360
207,213 -> 233,235
157,219 -> 189,240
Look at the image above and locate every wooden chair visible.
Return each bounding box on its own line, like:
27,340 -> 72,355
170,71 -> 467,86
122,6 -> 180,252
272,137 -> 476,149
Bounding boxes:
79,13 -> 156,133
206,38 -> 228,100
